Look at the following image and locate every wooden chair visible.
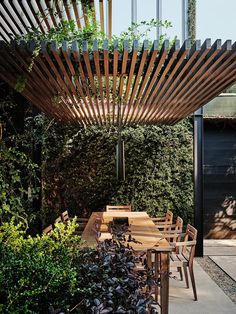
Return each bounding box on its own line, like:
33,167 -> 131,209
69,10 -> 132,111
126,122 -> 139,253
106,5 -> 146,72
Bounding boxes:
170,224 -> 198,301
152,210 -> 173,231
145,217 -> 183,303
106,205 -> 131,212
61,210 -> 69,222
75,217 -> 88,235
55,216 -> 62,224
160,216 -> 183,243
43,224 -> 53,235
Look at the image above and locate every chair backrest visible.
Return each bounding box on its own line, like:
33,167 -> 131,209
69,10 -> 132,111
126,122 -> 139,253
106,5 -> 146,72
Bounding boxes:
61,210 -> 69,222
172,216 -> 183,243
182,224 -> 197,263
106,205 -> 131,212
166,210 -> 173,224
55,216 -> 62,224
175,216 -> 183,232
43,224 -> 53,235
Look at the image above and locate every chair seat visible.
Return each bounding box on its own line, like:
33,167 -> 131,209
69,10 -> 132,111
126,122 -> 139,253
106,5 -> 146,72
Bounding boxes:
170,252 -> 188,264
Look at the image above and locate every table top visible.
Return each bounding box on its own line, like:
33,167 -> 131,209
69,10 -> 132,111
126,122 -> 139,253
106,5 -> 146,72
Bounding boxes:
82,211 -> 172,252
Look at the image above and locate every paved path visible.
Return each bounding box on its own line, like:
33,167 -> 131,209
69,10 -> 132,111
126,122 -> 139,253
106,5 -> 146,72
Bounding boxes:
169,239 -> 236,314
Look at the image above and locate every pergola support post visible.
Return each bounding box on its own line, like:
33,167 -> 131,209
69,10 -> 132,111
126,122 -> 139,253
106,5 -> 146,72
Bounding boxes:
194,108 -> 204,257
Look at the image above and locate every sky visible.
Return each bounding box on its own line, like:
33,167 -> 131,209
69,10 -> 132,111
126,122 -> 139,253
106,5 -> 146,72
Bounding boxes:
109,0 -> 236,43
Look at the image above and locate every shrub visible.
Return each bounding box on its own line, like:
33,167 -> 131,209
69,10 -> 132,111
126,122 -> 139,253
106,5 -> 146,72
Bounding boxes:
0,219 -> 83,313
0,221 -> 155,313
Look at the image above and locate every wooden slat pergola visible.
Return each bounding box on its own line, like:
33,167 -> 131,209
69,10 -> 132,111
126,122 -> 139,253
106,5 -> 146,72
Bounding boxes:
1,1 -> 236,125
1,38 -> 236,125
0,0 -> 113,41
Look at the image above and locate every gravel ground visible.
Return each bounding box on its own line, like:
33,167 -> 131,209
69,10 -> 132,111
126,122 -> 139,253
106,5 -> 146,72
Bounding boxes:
196,257 -> 236,304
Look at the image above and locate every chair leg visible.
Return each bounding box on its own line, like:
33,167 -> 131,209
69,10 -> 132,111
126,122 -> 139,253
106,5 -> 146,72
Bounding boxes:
183,265 -> 189,288
189,265 -> 198,301
177,267 -> 183,281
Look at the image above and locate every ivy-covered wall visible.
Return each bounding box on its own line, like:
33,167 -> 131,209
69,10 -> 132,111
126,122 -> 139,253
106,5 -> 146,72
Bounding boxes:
1,85 -> 194,230
42,120 -> 194,225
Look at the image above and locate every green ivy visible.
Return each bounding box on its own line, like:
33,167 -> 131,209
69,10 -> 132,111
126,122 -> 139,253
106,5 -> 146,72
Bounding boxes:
42,119 -> 194,224
0,143 -> 39,225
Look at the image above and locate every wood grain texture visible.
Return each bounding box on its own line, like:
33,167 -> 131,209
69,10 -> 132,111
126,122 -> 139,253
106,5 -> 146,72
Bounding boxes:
1,38 -> 236,125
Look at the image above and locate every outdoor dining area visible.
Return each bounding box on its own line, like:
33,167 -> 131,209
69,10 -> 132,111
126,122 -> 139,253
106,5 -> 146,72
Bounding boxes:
0,0 -> 236,313
42,207 -> 197,314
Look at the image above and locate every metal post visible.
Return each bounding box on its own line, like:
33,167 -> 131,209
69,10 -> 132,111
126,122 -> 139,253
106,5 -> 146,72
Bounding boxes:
131,0 -> 137,32
194,108 -> 204,257
156,0 -> 162,40
182,0 -> 203,256
182,0 -> 188,42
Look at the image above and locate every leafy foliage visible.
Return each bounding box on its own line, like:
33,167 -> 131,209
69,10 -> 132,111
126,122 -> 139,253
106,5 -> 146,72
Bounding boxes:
0,221 -> 155,313
0,219 -> 82,314
42,119 -> 194,224
0,143 -> 39,225
14,4 -> 173,52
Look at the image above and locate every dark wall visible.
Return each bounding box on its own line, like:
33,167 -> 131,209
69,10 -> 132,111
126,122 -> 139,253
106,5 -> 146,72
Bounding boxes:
203,120 -> 236,238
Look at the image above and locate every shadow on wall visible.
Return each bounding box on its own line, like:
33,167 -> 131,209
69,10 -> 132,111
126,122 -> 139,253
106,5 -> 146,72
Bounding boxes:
205,196 -> 236,239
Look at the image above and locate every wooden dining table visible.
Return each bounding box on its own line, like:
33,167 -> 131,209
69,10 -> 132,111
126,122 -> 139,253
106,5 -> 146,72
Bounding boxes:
82,211 -> 172,314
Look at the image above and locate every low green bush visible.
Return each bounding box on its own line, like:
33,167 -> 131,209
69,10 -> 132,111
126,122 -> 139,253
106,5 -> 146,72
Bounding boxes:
0,219 -> 83,313
0,221 -> 155,313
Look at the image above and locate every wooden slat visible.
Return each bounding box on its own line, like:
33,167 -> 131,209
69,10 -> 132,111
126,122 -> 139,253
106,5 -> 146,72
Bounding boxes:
104,40 -> 110,121
0,43 -> 59,119
156,40 -> 202,123
81,1 -> 89,27
72,41 -> 98,124
1,2 -> 24,34
33,52 -> 75,121
45,0 -> 59,28
118,40 -> 129,124
7,0 -> 29,32
93,40 -> 106,121
41,41 -> 81,123
112,40 -> 119,123
0,22 -> 14,41
122,40 -> 139,123
127,40 -> 149,123
169,39 -> 227,123
72,0 -> 82,29
147,40 -> 190,123
63,0 -> 72,20
132,40 -> 159,122
157,39 -> 211,124
26,40 -> 74,120
62,41 -> 94,124
108,0 -> 112,39
36,1 -> 52,31
50,41 -> 88,125
27,1 -> 46,33
17,0 -> 36,30
137,40 -> 169,122
173,41 -> 236,123
0,7 -> 19,37
99,0 -> 105,33
0,29 -> 10,42
140,40 -> 181,123
1,38 -> 236,125
82,40 -> 103,124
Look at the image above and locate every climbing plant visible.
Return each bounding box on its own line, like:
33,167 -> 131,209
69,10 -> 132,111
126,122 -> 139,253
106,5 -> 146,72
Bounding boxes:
42,119 -> 194,225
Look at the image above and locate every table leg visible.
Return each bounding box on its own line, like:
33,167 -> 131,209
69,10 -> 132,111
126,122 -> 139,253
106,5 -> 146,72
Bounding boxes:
160,251 -> 170,314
